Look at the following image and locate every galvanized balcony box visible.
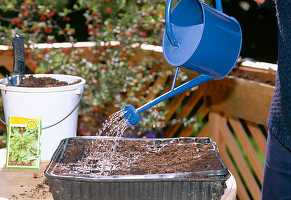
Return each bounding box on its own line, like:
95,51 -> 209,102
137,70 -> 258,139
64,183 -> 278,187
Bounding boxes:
44,136 -> 230,200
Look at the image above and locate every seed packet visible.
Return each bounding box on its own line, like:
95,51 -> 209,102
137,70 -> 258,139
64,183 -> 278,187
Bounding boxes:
6,116 -> 41,170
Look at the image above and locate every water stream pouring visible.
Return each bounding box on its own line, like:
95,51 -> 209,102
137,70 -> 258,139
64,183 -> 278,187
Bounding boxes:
124,0 -> 242,125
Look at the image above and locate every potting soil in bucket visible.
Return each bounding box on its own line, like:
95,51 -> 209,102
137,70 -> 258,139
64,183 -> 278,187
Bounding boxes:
0,74 -> 86,161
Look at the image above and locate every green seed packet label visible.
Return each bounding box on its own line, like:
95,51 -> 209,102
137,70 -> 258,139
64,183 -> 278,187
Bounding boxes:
6,116 -> 41,170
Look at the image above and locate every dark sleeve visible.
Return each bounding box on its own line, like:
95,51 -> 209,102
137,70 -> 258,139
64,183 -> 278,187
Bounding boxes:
261,0 -> 275,9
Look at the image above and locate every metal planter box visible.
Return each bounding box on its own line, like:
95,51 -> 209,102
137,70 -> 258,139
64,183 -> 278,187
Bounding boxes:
44,137 -> 230,200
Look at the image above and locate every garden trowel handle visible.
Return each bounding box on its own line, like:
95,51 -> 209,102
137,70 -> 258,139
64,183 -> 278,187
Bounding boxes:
165,0 -> 223,47
10,34 -> 25,86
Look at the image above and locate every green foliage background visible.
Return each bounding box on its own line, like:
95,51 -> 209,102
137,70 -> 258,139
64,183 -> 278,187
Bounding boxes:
0,0 -> 204,139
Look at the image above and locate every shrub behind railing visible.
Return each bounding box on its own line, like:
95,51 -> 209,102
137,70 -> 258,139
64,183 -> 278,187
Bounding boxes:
0,0 -> 195,137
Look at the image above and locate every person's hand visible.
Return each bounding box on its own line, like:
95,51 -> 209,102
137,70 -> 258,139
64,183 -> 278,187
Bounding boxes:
253,0 -> 265,4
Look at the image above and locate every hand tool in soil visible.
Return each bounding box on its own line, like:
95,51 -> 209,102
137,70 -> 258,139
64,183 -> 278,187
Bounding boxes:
124,0 -> 242,125
8,34 -> 25,86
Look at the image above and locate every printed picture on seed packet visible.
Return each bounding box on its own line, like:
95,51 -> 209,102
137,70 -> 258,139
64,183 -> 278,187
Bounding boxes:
6,116 -> 41,170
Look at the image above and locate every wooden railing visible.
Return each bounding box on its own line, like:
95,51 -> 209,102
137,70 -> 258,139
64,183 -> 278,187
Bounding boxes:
129,49 -> 275,200
0,43 -> 276,200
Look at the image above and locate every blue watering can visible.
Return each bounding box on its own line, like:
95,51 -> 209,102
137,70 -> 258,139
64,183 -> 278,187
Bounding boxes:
124,0 -> 242,125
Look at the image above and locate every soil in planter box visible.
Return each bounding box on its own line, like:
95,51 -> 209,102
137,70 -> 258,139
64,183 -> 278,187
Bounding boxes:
17,75 -> 81,87
49,138 -> 224,178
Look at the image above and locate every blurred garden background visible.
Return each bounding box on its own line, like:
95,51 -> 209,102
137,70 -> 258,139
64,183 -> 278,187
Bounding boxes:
0,0 -> 277,144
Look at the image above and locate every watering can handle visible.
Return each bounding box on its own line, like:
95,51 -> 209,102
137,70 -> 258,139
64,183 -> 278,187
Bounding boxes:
165,0 -> 223,47
0,88 -> 83,130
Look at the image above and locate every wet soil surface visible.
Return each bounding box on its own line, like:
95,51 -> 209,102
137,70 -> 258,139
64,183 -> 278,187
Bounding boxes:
48,138 -> 225,178
17,75 -> 81,87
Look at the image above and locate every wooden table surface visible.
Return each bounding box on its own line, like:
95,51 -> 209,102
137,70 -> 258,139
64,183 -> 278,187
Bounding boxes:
0,148 -> 53,200
0,148 -> 236,200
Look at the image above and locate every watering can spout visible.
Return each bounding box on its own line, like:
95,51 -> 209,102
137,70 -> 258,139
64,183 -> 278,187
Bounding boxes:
124,104 -> 139,125
124,74 -> 212,126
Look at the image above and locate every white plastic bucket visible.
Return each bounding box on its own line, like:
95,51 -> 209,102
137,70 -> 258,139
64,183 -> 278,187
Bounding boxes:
0,74 -> 86,160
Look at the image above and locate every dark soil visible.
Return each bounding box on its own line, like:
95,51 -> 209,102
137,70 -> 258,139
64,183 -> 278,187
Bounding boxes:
9,177 -> 52,200
48,138 -> 225,178
20,181 -> 51,199
25,182 -> 51,199
17,75 -> 81,87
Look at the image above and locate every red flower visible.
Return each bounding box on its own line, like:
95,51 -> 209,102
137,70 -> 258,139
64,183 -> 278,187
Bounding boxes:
85,20 -> 90,25
20,6 -> 26,12
40,16 -> 46,21
63,17 -> 70,21
98,48 -> 104,53
15,18 -> 21,24
23,12 -> 30,18
63,49 -> 69,54
88,28 -> 95,33
94,23 -> 102,28
120,54 -> 127,58
47,39 -> 56,43
44,27 -> 52,34
11,18 -> 21,25
141,33 -> 147,38
47,12 -> 55,18
33,28 -> 41,33
106,8 -> 112,15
